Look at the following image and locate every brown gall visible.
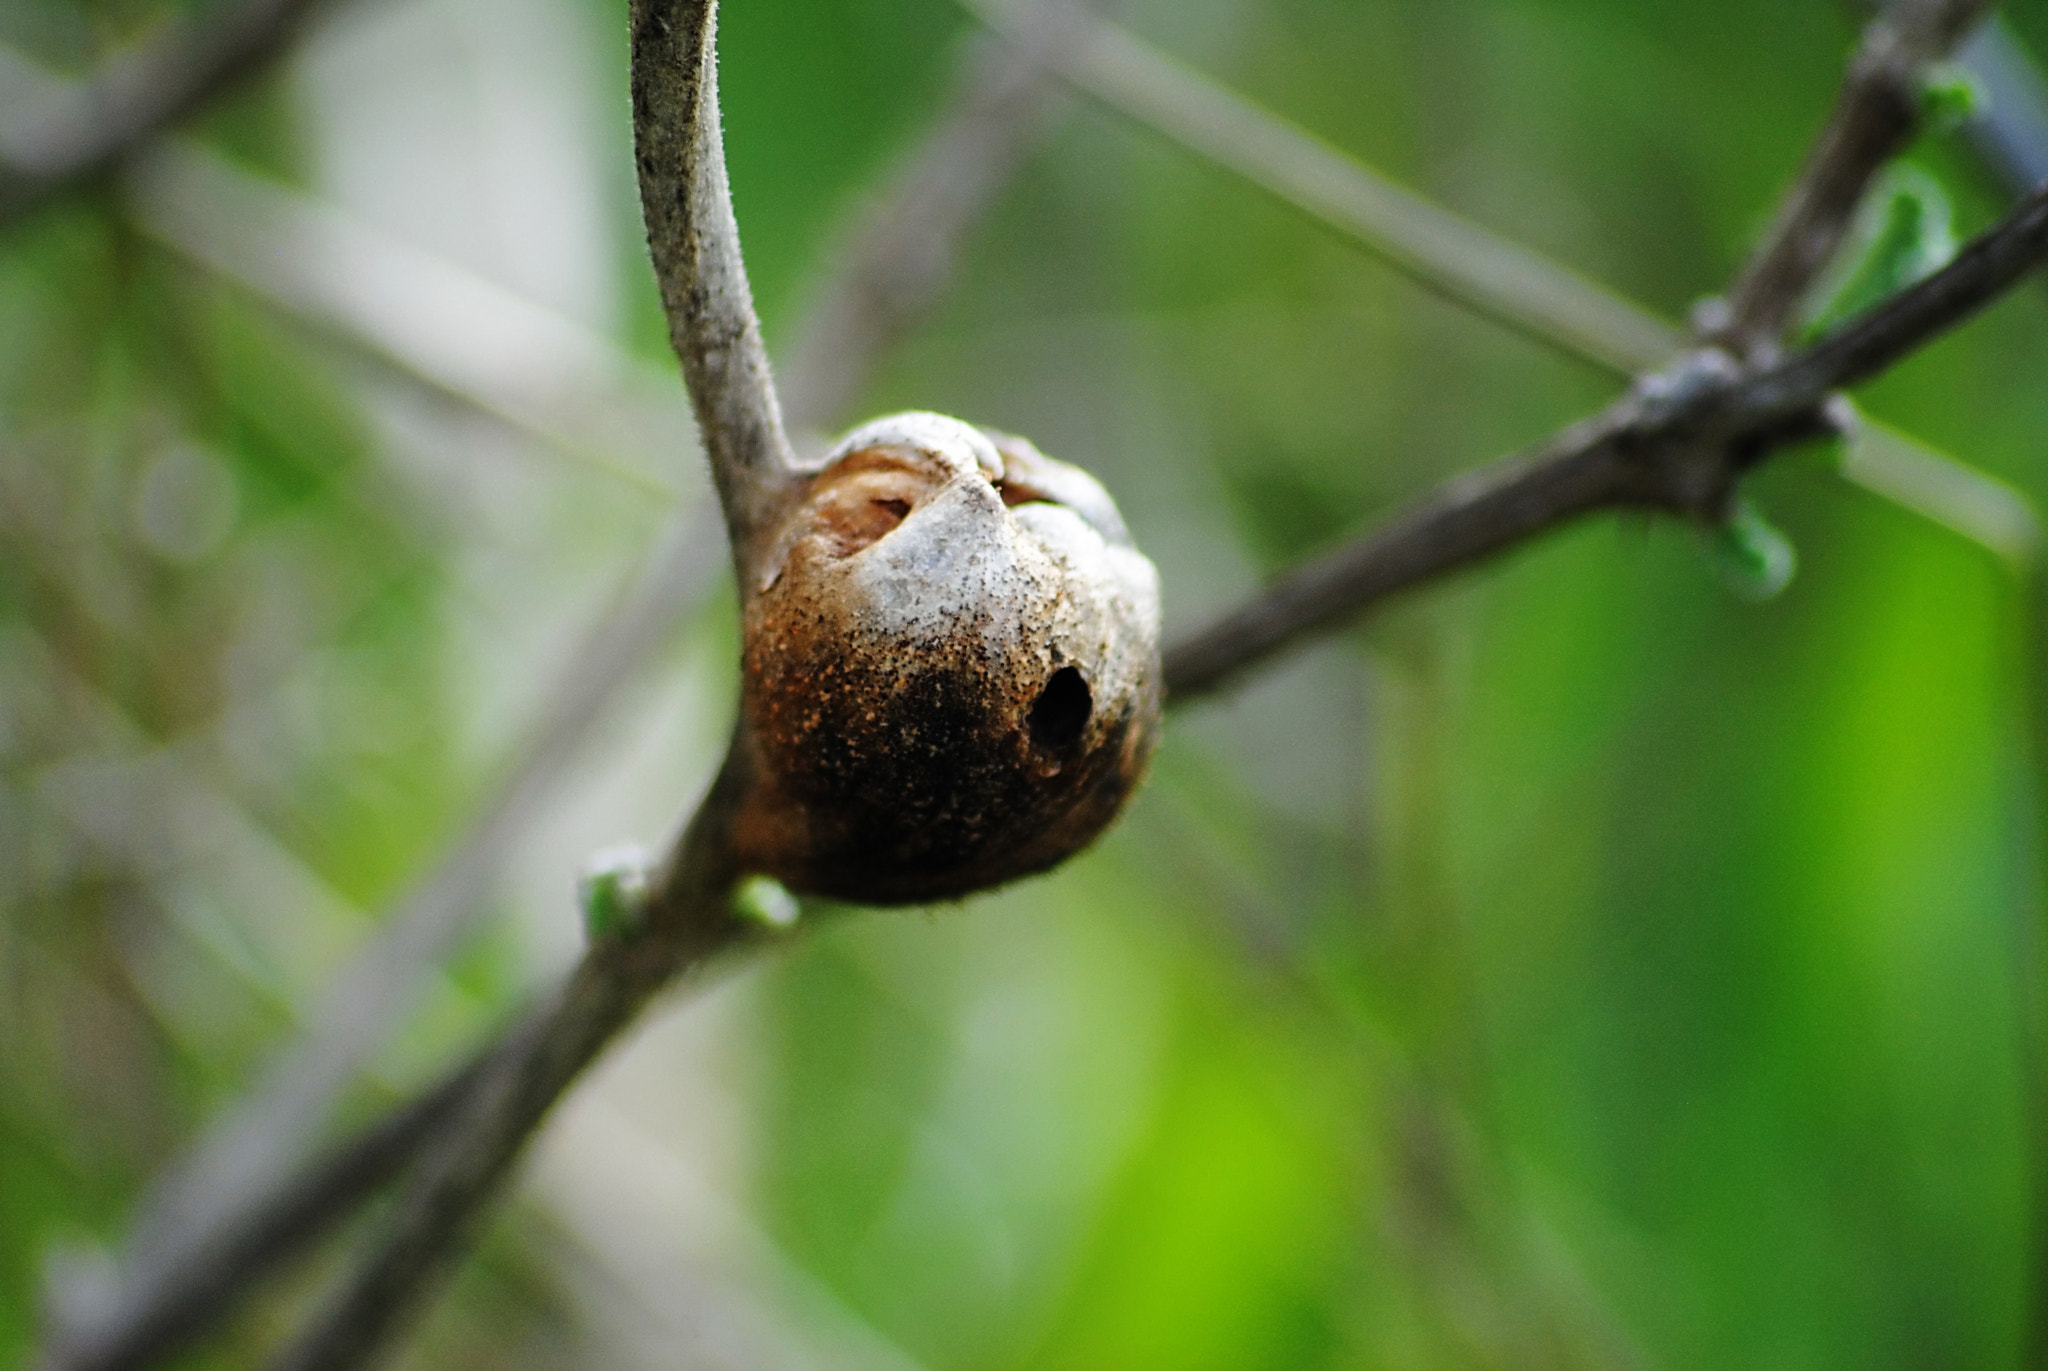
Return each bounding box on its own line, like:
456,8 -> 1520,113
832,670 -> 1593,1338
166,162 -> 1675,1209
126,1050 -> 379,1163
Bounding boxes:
731,412 -> 1162,904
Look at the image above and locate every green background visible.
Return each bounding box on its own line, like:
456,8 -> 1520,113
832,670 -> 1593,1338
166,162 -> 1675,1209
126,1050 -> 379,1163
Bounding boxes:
4,0 -> 2048,1366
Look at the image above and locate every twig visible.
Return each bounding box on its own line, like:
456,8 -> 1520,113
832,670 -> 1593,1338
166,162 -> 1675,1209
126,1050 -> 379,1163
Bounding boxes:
0,0 -> 336,226
1843,412 -> 2040,570
1156,0 -> 2014,699
1163,178 -> 2048,701
1736,180 -> 2048,402
1713,0 -> 1990,358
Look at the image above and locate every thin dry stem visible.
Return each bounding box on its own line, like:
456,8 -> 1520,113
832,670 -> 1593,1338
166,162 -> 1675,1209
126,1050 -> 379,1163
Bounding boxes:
957,0 -> 1683,375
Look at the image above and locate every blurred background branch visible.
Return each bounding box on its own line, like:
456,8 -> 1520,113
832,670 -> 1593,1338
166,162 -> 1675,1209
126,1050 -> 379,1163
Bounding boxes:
956,0 -> 1683,376
775,2 -> 1099,438
0,0 -> 338,224
1960,17 -> 2048,194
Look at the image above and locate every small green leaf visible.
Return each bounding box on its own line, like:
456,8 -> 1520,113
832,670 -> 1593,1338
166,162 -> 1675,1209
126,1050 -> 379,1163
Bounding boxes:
1710,498 -> 1798,601
733,874 -> 802,932
579,845 -> 652,943
1919,61 -> 1988,133
1802,166 -> 1957,336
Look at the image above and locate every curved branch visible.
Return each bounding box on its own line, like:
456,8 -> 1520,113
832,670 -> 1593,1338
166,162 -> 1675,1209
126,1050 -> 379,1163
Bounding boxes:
630,0 -> 797,574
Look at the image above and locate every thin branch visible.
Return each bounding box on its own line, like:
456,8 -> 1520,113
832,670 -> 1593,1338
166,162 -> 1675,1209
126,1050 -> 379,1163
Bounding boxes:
630,0 -> 797,573
1844,412 -> 2040,570
955,0 -> 1683,376
1714,0 -> 1991,358
1079,0 -> 2026,697
1164,178 -> 2048,701
0,0 -> 335,226
1735,179 -> 2048,407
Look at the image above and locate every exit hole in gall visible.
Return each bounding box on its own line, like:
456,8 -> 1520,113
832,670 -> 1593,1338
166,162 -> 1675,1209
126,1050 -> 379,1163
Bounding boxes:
1029,667 -> 1092,750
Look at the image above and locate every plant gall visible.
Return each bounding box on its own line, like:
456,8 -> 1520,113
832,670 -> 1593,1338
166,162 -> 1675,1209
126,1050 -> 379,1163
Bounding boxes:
731,412 -> 1161,904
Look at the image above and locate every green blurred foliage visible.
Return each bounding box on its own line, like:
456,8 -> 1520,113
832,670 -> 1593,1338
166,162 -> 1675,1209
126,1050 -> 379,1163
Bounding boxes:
4,0 -> 2048,1368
